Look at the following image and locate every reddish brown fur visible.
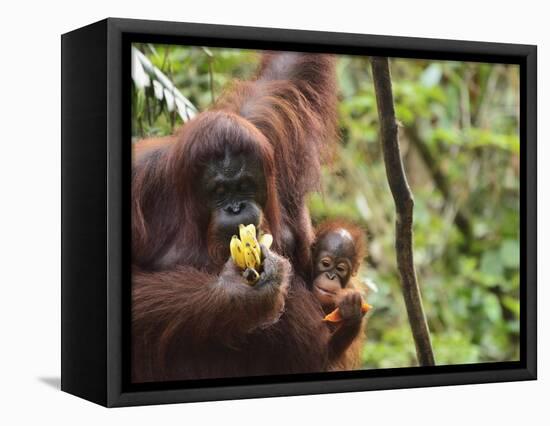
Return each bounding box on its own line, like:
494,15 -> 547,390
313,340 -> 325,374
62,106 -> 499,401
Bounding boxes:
312,220 -> 368,371
328,323 -> 366,371
215,52 -> 338,271
131,52 -> 339,382
132,112 -> 281,271
312,219 -> 367,277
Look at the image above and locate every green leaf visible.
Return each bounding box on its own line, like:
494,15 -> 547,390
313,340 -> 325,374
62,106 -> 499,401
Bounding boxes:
480,250 -> 504,280
502,295 -> 520,317
420,64 -> 442,87
500,239 -> 520,269
484,294 -> 503,323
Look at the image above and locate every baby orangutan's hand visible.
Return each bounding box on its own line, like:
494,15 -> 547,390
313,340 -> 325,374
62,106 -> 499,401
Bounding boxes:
323,290 -> 368,323
336,290 -> 364,323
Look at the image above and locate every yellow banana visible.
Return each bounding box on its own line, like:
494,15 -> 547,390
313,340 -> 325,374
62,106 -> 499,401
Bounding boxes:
253,244 -> 262,262
240,224 -> 261,257
244,224 -> 256,235
231,225 -> 269,278
249,243 -> 261,266
230,235 -> 246,269
238,224 -> 249,240
239,224 -> 256,245
244,244 -> 259,269
259,233 -> 273,250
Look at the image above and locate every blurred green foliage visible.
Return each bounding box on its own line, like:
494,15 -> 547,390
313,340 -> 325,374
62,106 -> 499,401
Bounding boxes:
132,43 -> 520,369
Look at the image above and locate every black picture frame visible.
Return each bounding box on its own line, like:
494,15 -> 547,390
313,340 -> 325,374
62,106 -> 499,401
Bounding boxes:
61,17 -> 537,407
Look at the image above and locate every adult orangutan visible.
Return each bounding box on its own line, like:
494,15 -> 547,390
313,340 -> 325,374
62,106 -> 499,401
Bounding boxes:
131,52 -> 359,382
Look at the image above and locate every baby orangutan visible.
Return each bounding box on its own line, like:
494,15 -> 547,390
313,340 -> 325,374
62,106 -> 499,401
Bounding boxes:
311,221 -> 370,370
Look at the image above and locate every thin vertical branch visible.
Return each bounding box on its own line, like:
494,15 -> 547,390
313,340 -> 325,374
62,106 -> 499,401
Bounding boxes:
371,57 -> 435,366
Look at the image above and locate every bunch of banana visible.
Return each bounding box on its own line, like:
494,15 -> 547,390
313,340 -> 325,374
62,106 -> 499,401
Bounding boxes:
230,224 -> 273,285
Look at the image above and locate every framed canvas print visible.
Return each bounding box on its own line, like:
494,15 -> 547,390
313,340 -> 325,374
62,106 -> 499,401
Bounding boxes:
61,18 -> 537,407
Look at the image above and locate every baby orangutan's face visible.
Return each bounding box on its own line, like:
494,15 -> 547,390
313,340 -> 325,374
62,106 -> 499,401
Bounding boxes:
312,229 -> 356,311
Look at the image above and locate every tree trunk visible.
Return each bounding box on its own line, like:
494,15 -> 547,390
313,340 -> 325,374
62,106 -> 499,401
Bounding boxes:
371,57 -> 435,367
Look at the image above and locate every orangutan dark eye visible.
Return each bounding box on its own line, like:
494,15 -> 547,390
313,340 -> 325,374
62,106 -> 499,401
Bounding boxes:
239,180 -> 250,192
336,264 -> 348,274
214,185 -> 226,197
321,258 -> 331,268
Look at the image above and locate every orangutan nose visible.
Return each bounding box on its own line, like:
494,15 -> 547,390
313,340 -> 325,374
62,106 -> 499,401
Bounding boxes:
225,201 -> 245,215
326,272 -> 336,280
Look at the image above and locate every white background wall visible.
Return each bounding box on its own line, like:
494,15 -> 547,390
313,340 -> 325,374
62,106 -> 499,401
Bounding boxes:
0,0 -> 545,424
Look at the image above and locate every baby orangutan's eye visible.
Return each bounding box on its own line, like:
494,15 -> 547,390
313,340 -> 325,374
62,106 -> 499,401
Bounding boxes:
336,264 -> 348,274
321,258 -> 332,268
